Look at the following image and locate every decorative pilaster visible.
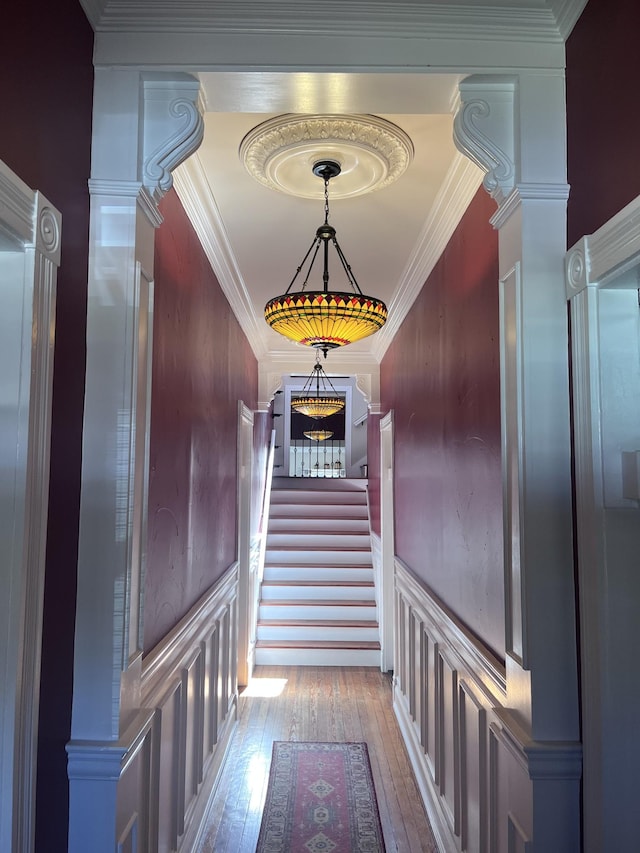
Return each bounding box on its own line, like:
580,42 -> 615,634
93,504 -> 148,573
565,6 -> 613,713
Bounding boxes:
68,71 -> 204,853
453,72 -> 580,850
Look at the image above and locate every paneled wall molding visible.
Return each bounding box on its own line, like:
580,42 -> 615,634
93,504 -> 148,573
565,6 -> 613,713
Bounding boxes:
394,559 -> 581,853
141,564 -> 238,693
0,160 -> 60,853
68,565 -> 239,853
396,559 -> 506,699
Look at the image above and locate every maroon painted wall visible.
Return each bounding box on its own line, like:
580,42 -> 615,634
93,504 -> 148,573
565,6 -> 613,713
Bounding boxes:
145,189 -> 260,652
367,414 -> 382,537
567,0 -> 640,246
0,4 -> 94,851
380,188 -> 504,658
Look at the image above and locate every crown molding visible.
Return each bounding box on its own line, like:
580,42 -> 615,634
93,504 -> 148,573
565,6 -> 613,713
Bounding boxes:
173,155 -> 269,361
78,0 -> 106,29
370,152 -> 484,361
88,1 -> 566,44
548,0 -> 589,39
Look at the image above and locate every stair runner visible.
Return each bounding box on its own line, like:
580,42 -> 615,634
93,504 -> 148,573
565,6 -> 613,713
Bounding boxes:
255,477 -> 381,666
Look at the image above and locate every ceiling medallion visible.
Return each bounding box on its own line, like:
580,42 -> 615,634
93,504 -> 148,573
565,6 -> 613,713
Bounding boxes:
240,114 -> 414,199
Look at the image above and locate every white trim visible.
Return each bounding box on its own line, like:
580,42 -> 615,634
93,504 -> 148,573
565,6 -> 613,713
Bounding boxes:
565,196 -> 640,853
88,1 -> 571,44
379,410 -> 395,672
236,402 -> 255,687
566,193 -> 640,295
0,159 -> 60,853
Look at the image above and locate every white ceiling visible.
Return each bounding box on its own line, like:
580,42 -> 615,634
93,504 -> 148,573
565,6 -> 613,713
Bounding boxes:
174,72 -> 484,366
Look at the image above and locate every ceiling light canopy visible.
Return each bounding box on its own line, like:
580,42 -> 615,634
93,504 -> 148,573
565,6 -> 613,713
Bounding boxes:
291,354 -> 345,419
263,159 -> 388,357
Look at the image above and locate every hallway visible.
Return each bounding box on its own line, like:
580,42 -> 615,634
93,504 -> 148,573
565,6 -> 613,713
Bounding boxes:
197,666 -> 439,852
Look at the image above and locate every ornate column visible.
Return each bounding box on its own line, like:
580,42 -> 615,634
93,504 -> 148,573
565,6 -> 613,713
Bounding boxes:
66,71 -> 203,853
454,73 -> 581,849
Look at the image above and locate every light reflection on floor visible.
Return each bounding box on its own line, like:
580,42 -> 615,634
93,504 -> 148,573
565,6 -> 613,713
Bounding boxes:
240,677 -> 288,698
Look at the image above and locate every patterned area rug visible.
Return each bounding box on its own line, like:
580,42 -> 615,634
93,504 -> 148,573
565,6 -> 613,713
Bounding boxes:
256,741 -> 386,852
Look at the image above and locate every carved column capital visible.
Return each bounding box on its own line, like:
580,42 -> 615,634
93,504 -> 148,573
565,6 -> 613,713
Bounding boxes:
453,76 -> 516,206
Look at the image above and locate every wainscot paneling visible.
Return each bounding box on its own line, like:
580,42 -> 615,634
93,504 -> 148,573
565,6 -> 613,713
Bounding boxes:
133,562 -> 239,853
393,559 -> 581,853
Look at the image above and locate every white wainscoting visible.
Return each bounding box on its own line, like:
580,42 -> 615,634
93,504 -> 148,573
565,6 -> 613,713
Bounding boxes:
394,559 -> 581,853
126,563 -> 239,853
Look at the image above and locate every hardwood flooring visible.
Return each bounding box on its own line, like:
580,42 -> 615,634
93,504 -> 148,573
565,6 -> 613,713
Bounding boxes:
196,666 -> 439,852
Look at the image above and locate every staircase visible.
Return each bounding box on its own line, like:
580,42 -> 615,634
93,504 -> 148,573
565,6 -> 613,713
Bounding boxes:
255,477 -> 381,666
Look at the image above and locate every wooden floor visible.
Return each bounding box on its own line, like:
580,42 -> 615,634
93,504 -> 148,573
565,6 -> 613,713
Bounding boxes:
196,666 -> 439,852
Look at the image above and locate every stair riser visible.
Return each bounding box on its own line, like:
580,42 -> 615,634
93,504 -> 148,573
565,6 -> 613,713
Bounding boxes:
271,492 -> 366,505
255,648 -> 380,667
257,625 -> 380,641
263,567 -> 374,583
259,604 -> 378,621
266,550 -> 372,566
267,533 -> 370,549
268,518 -> 370,533
261,584 -> 374,600
270,505 -> 368,520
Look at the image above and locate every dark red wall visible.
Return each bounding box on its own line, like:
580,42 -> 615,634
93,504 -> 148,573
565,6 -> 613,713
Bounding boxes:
0,4 -> 94,852
567,0 -> 640,246
380,188 -> 504,658
145,189 -> 260,652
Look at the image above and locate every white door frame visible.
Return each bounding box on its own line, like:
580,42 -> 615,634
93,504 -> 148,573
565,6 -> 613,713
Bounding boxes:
236,400 -> 255,687
379,410 -> 395,672
0,160 -> 61,853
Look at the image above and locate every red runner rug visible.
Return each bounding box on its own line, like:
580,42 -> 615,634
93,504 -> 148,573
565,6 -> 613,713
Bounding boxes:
256,741 -> 386,852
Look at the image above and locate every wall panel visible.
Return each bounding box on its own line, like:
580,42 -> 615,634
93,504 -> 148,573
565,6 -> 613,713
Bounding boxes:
394,560 -> 578,852
131,564 -> 239,853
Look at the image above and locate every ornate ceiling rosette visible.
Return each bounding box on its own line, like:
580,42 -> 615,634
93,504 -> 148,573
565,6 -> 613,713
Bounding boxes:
240,113 -> 414,199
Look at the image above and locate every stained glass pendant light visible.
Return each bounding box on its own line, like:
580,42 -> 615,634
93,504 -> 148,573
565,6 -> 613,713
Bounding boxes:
291,353 -> 345,419
264,160 -> 388,358
303,429 -> 334,441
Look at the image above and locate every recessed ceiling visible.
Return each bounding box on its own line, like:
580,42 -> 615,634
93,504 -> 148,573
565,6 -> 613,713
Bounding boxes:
175,72 -> 484,366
